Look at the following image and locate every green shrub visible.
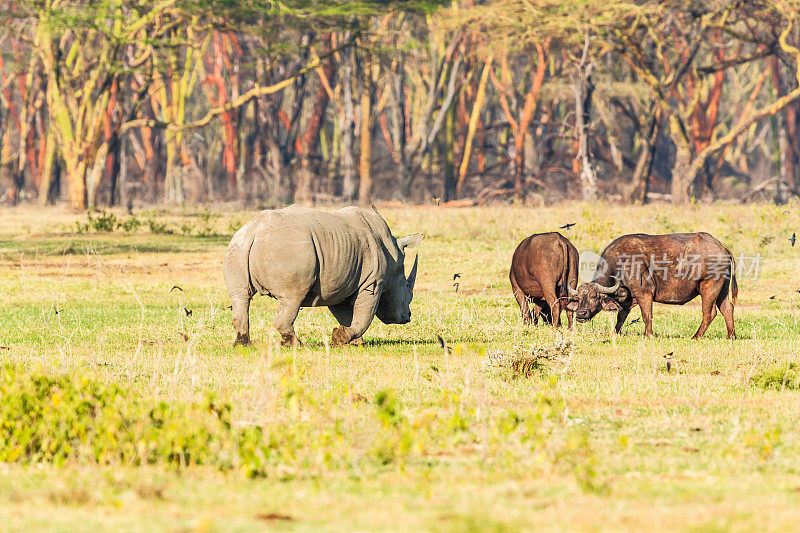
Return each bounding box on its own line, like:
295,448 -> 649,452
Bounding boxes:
0,365 -> 262,475
751,363 -> 800,391
118,215 -> 142,234
75,210 -> 118,233
146,217 -> 172,235
197,208 -> 221,236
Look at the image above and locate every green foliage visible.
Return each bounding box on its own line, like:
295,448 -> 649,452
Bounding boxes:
118,215 -> 142,234
0,364 -> 250,472
751,363 -> 800,391
196,208 -> 221,236
146,217 -> 173,235
75,210 -> 118,233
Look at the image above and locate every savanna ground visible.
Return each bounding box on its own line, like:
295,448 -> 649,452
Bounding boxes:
2,202 -> 800,532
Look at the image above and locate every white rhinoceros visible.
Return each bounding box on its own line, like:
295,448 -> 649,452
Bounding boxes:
223,205 -> 423,347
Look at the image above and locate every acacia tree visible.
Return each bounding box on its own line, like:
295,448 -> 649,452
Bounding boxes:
611,0 -> 800,204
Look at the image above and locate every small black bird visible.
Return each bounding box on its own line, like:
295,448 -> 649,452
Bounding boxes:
629,318 -> 641,324
184,307 -> 192,317
436,334 -> 451,356
770,295 -> 777,300
791,232 -> 796,247
227,305 -> 233,310
170,285 -> 183,292
453,273 -> 461,281
664,352 -> 674,372
559,222 -> 576,230
453,282 -> 460,292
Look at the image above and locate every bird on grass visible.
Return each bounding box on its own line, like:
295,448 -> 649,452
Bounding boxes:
453,273 -> 461,281
664,352 -> 674,372
453,282 -> 460,293
559,222 -> 577,230
170,285 -> 183,292
791,232 -> 796,247
184,307 -> 192,317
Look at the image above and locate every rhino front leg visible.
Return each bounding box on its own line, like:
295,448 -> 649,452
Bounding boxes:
331,292 -> 378,347
231,296 -> 252,346
274,298 -> 303,347
329,303 -> 363,345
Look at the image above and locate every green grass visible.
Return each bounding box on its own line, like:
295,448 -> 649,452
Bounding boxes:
3,202 -> 800,531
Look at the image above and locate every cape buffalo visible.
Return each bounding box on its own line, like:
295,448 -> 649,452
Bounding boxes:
566,232 -> 737,339
510,232 -> 579,327
223,205 -> 423,347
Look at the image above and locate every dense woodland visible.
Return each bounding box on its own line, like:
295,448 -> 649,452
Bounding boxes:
1,0 -> 799,209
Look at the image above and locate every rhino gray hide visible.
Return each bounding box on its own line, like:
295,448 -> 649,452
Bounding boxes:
223,205 -> 423,347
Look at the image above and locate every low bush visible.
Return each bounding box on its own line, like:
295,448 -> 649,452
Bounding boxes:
0,364 -> 263,476
751,362 -> 800,391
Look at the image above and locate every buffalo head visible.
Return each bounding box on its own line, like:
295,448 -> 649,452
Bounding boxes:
377,234 -> 424,324
566,278 -> 623,322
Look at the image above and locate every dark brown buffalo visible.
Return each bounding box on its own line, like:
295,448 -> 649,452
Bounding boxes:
510,232 -> 579,327
566,232 -> 737,339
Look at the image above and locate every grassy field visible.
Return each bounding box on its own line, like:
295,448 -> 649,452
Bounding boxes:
2,202 -> 800,531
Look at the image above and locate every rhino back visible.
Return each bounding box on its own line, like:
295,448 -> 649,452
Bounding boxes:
246,206 -> 384,306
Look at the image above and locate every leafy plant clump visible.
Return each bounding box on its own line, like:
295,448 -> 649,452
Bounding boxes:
74,210 -> 143,235
0,364 -> 266,476
751,362 -> 800,391
484,337 -> 574,378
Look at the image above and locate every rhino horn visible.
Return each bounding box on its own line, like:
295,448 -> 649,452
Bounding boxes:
407,254 -> 418,290
397,234 -> 424,252
593,278 -> 620,295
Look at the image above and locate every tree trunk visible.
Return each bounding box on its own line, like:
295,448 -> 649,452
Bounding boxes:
443,103 -> 456,201
670,143 -> 697,205
340,46 -> 357,202
626,111 -> 660,203
357,53 -> 374,207
572,31 -> 597,201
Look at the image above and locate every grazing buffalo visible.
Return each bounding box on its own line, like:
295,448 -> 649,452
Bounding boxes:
510,232 -> 579,327
223,205 -> 423,347
566,232 -> 737,339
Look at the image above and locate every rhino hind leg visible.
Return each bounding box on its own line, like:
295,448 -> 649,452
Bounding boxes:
231,297 -> 252,346
274,299 -> 303,347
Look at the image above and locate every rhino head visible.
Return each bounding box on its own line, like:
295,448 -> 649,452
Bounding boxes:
377,234 -> 424,324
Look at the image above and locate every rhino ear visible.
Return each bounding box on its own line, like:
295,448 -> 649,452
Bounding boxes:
397,234 -> 424,252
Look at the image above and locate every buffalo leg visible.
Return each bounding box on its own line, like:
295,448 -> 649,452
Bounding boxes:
692,294 -> 718,340
231,296 -> 252,346
274,299 -> 303,347
332,292 -> 378,346
717,296 -> 736,339
614,307 -> 631,334
543,287 -> 561,328
512,281 -> 532,324
638,294 -> 655,336
566,308 -> 574,329
531,300 -> 542,325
